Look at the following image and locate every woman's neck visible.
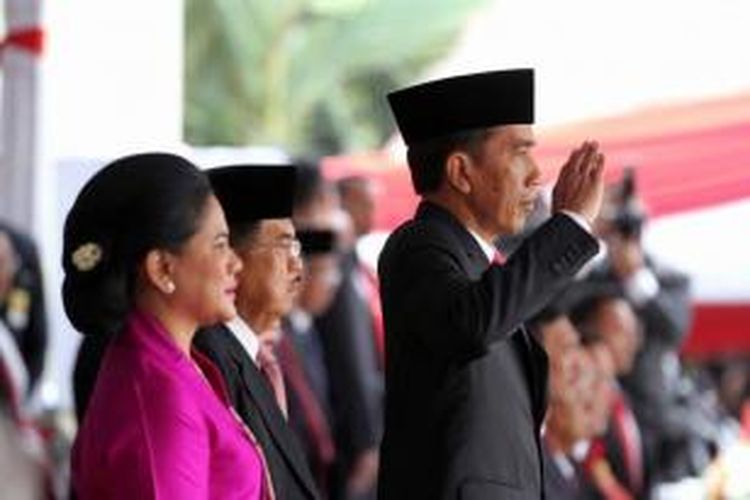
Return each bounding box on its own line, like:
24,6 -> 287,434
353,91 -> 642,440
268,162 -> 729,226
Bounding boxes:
135,294 -> 197,358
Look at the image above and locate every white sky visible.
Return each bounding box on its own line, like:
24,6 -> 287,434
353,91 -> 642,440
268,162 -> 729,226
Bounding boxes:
429,0 -> 750,126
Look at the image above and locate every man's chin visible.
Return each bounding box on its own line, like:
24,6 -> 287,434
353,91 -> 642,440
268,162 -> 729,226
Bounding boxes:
501,220 -> 526,236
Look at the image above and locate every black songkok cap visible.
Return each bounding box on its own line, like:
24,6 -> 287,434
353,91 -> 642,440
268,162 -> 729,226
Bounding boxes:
387,68 -> 534,146
297,228 -> 337,256
208,165 -> 296,226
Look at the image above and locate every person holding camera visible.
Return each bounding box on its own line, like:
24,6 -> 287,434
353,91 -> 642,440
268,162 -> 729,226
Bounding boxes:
581,169 -> 710,488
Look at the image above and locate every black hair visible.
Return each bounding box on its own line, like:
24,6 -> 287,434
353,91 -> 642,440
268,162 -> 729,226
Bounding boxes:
292,157 -> 324,212
569,290 -> 626,346
527,299 -> 567,344
336,175 -> 370,197
228,220 -> 262,249
62,153 -> 212,338
405,128 -> 489,195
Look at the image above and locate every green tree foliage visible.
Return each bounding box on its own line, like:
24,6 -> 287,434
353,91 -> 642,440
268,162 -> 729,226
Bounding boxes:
185,0 -> 485,156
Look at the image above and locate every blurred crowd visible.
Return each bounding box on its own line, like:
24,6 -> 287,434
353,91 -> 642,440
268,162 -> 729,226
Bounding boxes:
519,172 -> 750,499
0,160 -> 749,499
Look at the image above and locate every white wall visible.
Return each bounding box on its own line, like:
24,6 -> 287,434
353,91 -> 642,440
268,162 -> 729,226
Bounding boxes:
36,0 -> 184,410
430,0 -> 750,126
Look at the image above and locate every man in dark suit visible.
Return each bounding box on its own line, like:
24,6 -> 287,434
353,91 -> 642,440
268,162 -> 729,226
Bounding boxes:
377,69 -> 606,499
281,228 -> 341,495
194,165 -> 320,500
316,176 -> 384,500
0,222 -> 47,395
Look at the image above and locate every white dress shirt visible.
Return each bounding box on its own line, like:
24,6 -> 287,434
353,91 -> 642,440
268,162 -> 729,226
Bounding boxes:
225,316 -> 261,366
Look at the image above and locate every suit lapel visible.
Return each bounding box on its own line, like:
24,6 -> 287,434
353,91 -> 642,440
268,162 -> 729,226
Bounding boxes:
418,201 -> 549,427
524,329 -> 549,428
416,201 -> 489,277
223,330 -> 320,498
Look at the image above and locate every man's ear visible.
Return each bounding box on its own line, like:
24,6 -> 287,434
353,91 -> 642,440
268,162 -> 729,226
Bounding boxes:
144,249 -> 177,295
444,151 -> 474,195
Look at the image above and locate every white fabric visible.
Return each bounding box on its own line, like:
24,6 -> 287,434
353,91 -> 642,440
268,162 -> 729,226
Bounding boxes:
287,309 -> 313,336
467,228 -> 497,263
559,210 -> 592,233
0,321 -> 28,400
552,452 -> 577,481
571,439 -> 591,462
624,266 -> 660,305
225,316 -> 261,366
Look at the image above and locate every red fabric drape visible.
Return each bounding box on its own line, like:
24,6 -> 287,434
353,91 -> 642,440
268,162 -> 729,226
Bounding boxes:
0,27 -> 44,56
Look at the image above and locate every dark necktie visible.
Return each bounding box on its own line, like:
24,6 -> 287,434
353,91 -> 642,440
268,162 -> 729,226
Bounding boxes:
277,333 -> 336,485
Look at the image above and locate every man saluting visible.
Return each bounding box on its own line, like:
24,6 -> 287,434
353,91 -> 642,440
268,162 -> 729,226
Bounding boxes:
377,69 -> 605,500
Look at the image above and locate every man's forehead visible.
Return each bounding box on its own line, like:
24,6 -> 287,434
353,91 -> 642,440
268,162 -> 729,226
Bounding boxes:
489,124 -> 536,144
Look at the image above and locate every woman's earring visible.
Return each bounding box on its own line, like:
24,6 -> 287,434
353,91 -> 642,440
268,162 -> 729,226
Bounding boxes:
163,280 -> 176,295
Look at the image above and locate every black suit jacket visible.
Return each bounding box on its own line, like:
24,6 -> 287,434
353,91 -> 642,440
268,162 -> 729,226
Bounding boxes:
315,250 -> 383,466
194,325 -> 320,500
377,202 -> 598,500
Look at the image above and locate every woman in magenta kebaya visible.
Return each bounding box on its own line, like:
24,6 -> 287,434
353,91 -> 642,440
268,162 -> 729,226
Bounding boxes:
63,153 -> 273,499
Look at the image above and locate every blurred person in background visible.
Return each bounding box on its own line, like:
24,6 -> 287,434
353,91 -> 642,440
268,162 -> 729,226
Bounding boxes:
576,348 -> 632,500
710,357 -> 750,437
293,161 -> 382,499
195,164 -> 321,500
280,228 -> 342,497
576,168 -> 714,485
0,220 -> 47,399
0,414 -> 43,500
316,175 -> 383,500
64,153 -> 271,499
1,230 -> 30,414
0,233 -> 52,499
334,175 -> 385,366
572,294 -> 645,498
530,304 -> 592,500
293,159 -> 342,230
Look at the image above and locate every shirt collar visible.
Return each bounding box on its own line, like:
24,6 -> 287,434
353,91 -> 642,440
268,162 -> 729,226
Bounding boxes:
225,316 -> 261,365
467,227 -> 497,263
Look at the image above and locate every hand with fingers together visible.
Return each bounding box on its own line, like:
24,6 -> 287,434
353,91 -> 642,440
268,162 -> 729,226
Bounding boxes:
552,140 -> 606,226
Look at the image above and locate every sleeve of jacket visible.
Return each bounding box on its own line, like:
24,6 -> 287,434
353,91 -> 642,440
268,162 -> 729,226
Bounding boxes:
637,260 -> 692,347
380,213 -> 598,360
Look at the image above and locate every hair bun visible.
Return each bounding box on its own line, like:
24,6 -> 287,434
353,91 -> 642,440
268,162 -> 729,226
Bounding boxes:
62,152 -> 210,337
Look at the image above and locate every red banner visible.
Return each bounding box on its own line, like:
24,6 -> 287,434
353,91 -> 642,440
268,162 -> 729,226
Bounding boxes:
0,27 -> 44,56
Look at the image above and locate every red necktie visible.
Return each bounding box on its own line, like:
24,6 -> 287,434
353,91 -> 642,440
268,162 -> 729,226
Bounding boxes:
493,249 -> 507,266
612,390 -> 643,493
257,343 -> 288,419
582,440 -> 634,500
359,262 -> 385,368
